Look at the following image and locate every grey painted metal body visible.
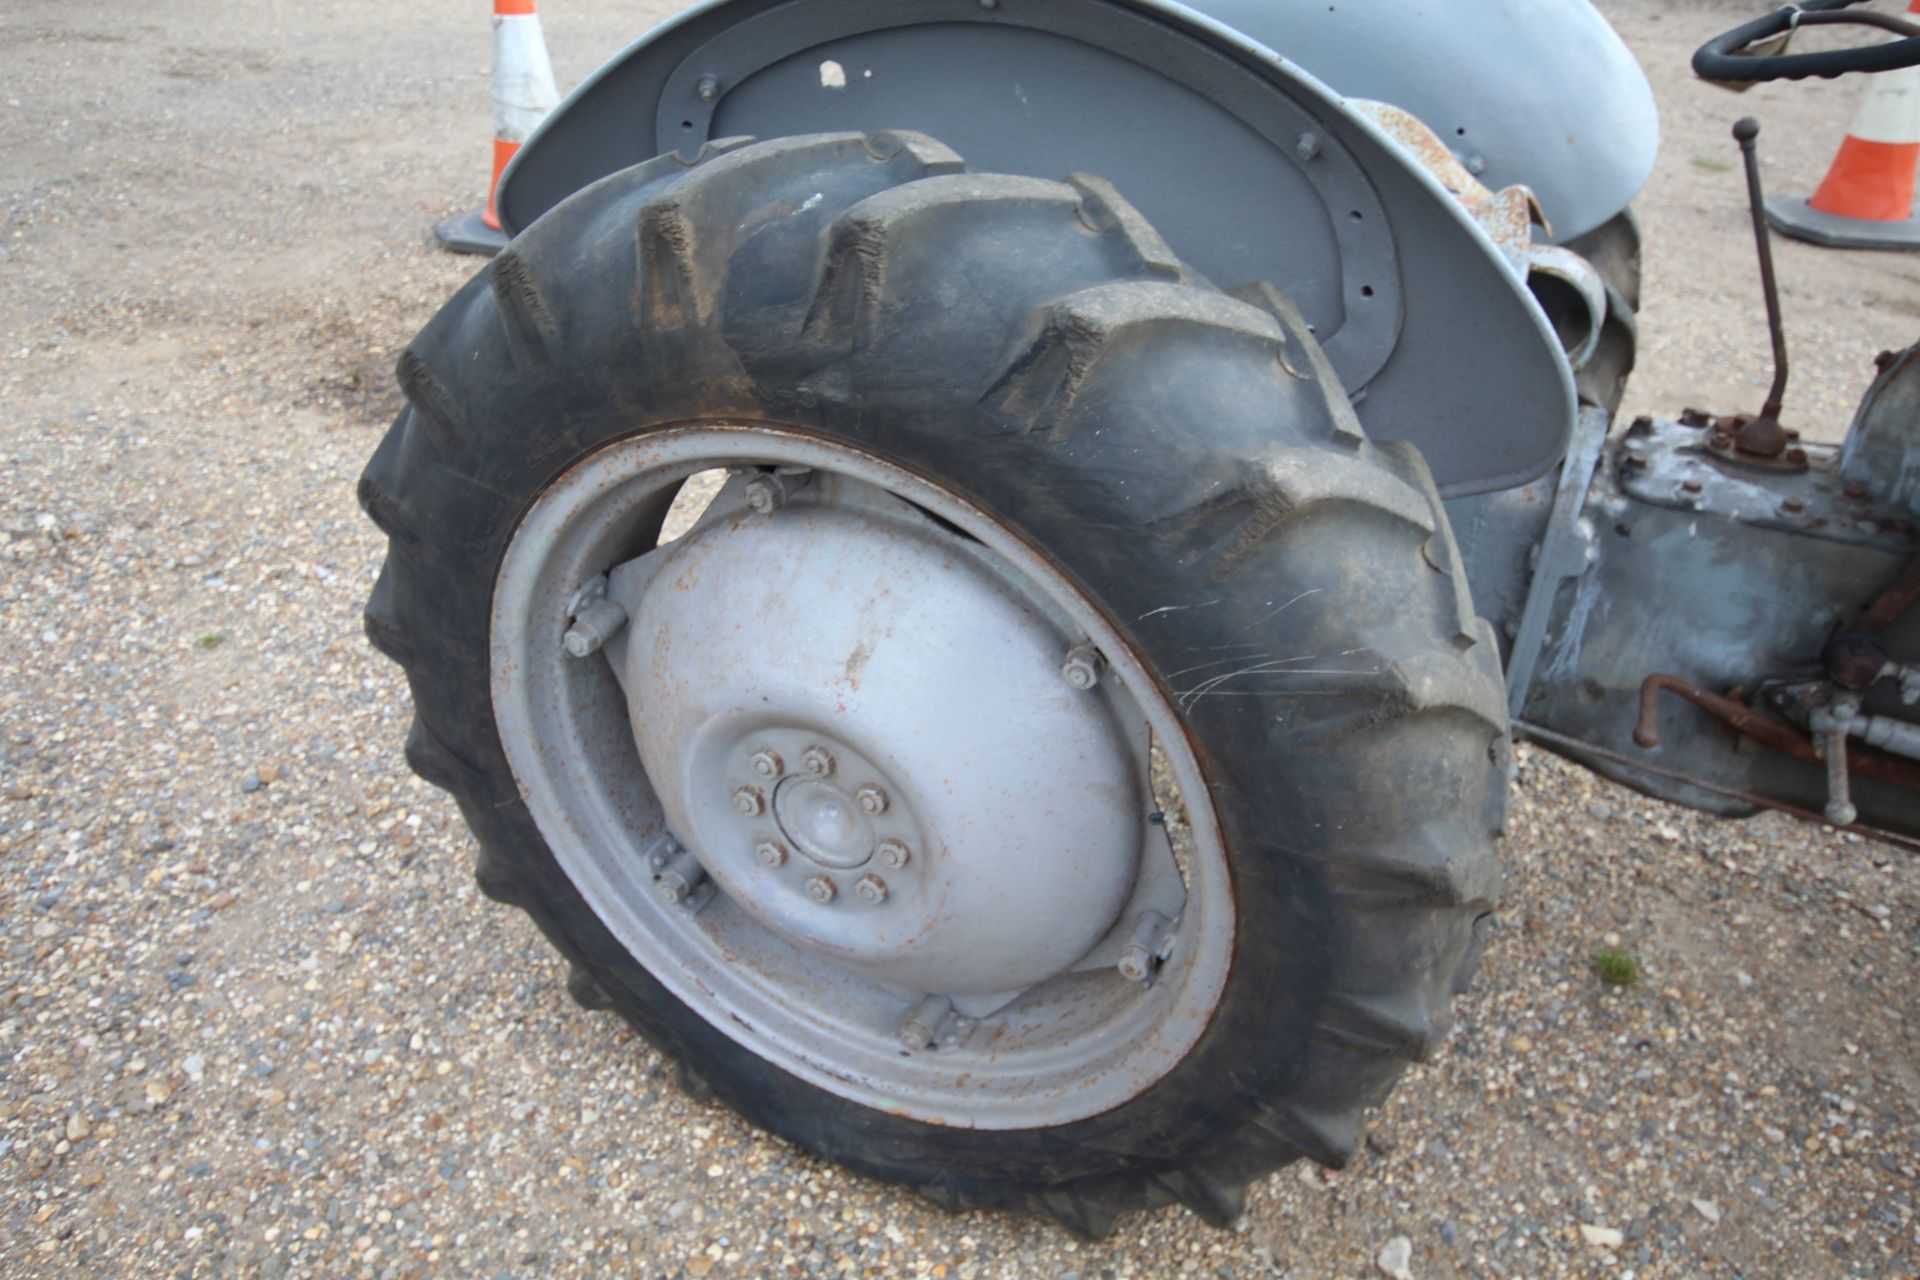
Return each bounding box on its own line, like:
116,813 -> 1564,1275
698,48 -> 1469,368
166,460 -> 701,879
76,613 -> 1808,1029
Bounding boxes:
1518,411 -> 1920,835
493,0 -> 1636,497
1186,0 -> 1657,244
1842,347 -> 1920,512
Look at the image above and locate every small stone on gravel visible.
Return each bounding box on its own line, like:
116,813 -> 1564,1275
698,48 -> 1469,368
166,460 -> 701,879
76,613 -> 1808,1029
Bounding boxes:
1375,1235 -> 1413,1279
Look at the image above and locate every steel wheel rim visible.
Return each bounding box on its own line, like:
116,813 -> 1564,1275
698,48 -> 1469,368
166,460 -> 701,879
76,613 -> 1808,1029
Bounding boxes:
491,424 -> 1234,1128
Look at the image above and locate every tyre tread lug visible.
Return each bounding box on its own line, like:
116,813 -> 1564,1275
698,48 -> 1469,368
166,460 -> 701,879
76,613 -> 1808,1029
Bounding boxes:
1065,172 -> 1183,280
565,964 -> 615,1012
1251,1100 -> 1360,1170
982,282 -> 1285,439
361,565 -> 414,665
489,248 -> 561,366
803,174 -> 1081,350
1036,1188 -> 1120,1242
1316,989 -> 1453,1063
1149,1169 -> 1247,1229
356,470 -> 417,547
394,348 -> 465,450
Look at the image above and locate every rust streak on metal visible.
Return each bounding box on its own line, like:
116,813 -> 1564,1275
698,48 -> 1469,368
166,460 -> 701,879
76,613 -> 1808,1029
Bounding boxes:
1633,673 -> 1920,790
1860,554 -> 1920,635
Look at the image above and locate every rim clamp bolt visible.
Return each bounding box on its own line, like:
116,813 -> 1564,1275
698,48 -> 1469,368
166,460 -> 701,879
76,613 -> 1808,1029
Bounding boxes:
856,785 -> 888,816
1116,910 -> 1175,986
563,598 -> 629,658
801,746 -> 835,777
855,874 -> 888,905
731,787 -> 765,818
656,847 -> 710,909
744,474 -> 787,515
897,995 -> 955,1052
876,838 -> 911,869
1062,645 -> 1106,691
805,875 -> 837,904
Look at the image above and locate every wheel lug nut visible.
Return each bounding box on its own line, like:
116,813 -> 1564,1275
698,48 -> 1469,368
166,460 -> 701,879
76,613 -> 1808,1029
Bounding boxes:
749,748 -> 783,778
855,785 -> 888,816
1061,645 -> 1106,691
855,874 -> 888,905
731,786 -> 765,817
755,840 -> 787,868
805,875 -> 836,904
877,838 -> 911,869
801,746 -> 835,776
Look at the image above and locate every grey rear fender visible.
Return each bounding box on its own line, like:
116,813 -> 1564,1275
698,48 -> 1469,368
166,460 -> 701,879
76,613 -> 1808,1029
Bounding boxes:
496,0 -> 1585,497
1185,0 -> 1658,246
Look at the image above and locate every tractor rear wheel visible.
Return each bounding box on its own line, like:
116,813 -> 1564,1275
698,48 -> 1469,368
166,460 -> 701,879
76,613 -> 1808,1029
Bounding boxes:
359,131 -> 1508,1235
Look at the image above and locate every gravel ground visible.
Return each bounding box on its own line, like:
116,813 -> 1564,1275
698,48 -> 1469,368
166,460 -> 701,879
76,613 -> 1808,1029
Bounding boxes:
3,2 -> 1917,1277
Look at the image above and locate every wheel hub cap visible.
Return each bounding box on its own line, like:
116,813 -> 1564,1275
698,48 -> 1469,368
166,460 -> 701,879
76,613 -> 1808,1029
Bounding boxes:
620,485 -> 1141,997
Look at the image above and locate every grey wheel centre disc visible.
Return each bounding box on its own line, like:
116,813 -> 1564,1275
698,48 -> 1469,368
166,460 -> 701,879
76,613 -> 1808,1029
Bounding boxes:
490,425 -> 1234,1128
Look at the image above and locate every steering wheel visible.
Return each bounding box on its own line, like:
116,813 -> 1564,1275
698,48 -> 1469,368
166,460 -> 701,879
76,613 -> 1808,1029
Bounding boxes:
1695,0 -> 1920,83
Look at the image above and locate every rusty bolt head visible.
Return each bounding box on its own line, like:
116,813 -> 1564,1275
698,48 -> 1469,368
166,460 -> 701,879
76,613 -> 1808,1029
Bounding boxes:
731,787 -> 764,818
1786,447 -> 1808,465
749,748 -> 783,778
1680,480 -> 1703,495
855,785 -> 888,816
801,746 -> 834,777
755,840 -> 787,868
1062,646 -> 1105,691
1844,483 -> 1869,502
854,875 -> 888,905
1709,434 -> 1731,451
877,838 -> 911,869
744,475 -> 785,515
805,875 -> 836,904
1781,498 -> 1806,515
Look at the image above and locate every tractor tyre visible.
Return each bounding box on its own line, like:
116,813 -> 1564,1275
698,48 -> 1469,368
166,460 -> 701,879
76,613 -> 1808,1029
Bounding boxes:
359,131 -> 1509,1237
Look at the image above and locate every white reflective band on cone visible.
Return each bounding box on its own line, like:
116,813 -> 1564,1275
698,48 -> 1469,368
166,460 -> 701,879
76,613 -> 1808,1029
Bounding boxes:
493,13 -> 560,145
1846,65 -> 1920,147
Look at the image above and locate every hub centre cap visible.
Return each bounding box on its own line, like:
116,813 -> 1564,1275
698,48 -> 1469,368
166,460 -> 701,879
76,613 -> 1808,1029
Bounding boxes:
776,778 -> 873,869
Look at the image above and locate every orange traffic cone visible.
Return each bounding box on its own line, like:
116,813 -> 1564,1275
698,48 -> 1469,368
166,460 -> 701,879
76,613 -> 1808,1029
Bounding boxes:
436,0 -> 562,256
1767,0 -> 1920,250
